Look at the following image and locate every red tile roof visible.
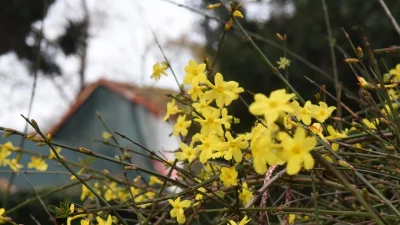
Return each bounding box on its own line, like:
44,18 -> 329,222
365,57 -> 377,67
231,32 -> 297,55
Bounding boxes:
48,79 -> 176,135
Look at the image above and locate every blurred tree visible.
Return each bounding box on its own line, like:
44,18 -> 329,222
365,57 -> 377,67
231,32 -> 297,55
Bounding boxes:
200,0 -> 400,132
0,0 -> 89,79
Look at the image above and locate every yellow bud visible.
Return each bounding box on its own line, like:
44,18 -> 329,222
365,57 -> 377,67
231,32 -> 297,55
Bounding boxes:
357,46 -> 363,59
233,10 -> 244,19
356,76 -> 375,90
46,133 -> 52,142
78,147 -> 92,154
338,160 -> 355,170
206,3 -> 221,9
343,58 -> 359,63
36,142 -> 46,146
103,169 -> 110,175
225,19 -> 233,30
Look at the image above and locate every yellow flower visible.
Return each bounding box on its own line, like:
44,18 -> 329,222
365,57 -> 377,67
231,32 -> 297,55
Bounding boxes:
0,208 -> 8,224
192,99 -> 214,115
194,108 -> 226,136
277,57 -> 291,70
280,128 -> 316,175
233,10 -> 244,19
49,147 -> 62,159
289,214 -> 296,224
219,131 -> 248,162
250,124 -> 280,174
183,60 -> 207,85
4,158 -> 23,172
96,215 -> 112,225
310,101 -> 336,123
80,219 -> 90,225
173,115 -> 191,137
195,187 -> 207,200
27,156 -> 48,171
219,166 -> 238,187
291,100 -> 312,125
2,142 -> 19,151
102,132 -> 113,142
194,132 -> 222,164
67,204 -> 86,225
228,215 -> 251,225
80,184 -> 95,201
326,125 -> 347,151
0,145 -> 11,166
150,62 -> 168,81
149,175 -> 163,185
249,89 -> 295,125
239,183 -> 253,205
187,84 -> 206,101
168,197 -> 191,224
175,142 -> 199,163
204,73 -> 244,108
389,64 -> 400,81
362,118 -> 379,129
163,99 -> 182,121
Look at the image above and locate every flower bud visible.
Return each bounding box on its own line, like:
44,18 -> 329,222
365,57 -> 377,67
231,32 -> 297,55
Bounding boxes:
357,46 -> 363,59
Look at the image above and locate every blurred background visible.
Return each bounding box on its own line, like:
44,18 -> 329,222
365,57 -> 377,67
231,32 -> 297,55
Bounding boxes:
0,0 -> 399,223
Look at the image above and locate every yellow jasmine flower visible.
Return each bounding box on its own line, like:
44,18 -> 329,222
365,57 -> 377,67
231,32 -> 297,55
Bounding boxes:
228,215 -> 251,225
194,108 -> 226,136
280,128 -> 317,175
102,132 -> 113,142
80,219 -> 90,225
0,146 -> 11,166
388,89 -> 399,100
5,158 -> 23,172
27,156 -> 48,171
192,99 -> 214,115
49,147 -> 62,159
195,187 -> 206,200
362,118 -> 379,130
96,215 -> 112,225
67,204 -> 86,225
80,184 -> 95,201
219,131 -> 248,162
183,60 -> 207,85
150,62 -> 168,81
239,183 -> 253,205
173,115 -> 191,137
233,10 -> 244,19
249,89 -> 295,125
163,99 -> 182,121
204,73 -> 244,108
0,208 -> 9,224
389,64 -> 400,81
219,166 -> 238,187
250,129 -> 279,174
168,197 -> 191,224
2,142 -> 19,151
291,100 -> 312,125
187,84 -> 206,101
175,142 -> 199,163
149,175 -> 163,185
289,214 -> 296,223
326,125 -> 347,151
277,57 -> 291,70
310,101 -> 336,123
194,132 -> 222,164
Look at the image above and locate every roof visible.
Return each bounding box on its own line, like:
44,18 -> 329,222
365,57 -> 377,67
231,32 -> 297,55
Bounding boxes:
48,79 -> 177,135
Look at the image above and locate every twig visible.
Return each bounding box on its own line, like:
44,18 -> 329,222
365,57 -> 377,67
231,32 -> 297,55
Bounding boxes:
378,0 -> 400,36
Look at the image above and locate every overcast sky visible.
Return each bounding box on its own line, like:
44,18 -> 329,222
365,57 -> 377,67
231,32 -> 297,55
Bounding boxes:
0,0 -> 205,131
0,0 -> 273,132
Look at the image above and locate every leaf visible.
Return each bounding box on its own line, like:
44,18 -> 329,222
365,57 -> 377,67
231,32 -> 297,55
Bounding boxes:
47,205 -> 58,214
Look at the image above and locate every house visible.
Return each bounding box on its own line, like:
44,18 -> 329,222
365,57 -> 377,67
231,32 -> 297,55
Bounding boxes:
0,79 -> 179,190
